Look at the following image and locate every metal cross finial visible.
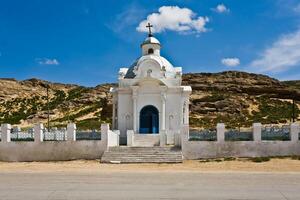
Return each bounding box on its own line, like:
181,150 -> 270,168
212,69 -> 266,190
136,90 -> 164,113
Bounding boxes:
146,22 -> 153,37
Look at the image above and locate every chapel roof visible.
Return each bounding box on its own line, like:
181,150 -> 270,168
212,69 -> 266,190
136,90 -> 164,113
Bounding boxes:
124,54 -> 175,79
141,36 -> 161,46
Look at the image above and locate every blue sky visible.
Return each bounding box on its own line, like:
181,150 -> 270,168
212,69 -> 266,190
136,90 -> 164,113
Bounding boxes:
1,0 -> 300,86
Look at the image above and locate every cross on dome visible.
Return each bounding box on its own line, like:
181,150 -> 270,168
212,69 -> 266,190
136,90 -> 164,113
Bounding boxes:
146,22 -> 153,37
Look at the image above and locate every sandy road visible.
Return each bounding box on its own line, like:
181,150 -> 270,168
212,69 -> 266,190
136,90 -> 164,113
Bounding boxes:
0,159 -> 299,200
0,171 -> 300,200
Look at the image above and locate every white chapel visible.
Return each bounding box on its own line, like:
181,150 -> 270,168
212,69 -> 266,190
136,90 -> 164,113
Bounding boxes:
110,25 -> 192,145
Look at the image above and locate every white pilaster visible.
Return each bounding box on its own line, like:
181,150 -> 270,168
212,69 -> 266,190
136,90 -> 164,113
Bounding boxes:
1,124 -> 11,143
185,100 -> 189,125
161,92 -> 166,131
112,94 -> 117,130
67,123 -> 77,141
253,123 -> 262,142
112,103 -> 116,130
34,123 -> 44,142
217,123 -> 225,143
132,87 -> 138,133
183,99 -> 189,125
133,96 -> 137,132
291,123 -> 299,143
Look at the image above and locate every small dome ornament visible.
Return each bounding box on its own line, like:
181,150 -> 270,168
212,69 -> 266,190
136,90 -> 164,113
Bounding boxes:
147,69 -> 153,77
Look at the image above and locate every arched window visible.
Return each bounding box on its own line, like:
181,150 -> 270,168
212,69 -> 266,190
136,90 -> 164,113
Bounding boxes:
148,48 -> 154,54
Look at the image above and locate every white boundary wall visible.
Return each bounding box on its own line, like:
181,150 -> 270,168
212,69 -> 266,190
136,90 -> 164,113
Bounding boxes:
182,123 -> 300,159
0,140 -> 106,162
0,123 -> 118,162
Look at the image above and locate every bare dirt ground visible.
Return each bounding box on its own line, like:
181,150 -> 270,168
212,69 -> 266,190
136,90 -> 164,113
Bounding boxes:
0,157 -> 300,173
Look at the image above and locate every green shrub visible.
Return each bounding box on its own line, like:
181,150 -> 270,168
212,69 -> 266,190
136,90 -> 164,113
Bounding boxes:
250,157 -> 270,163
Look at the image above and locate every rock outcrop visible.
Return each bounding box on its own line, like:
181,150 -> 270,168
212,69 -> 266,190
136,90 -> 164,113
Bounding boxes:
0,71 -> 299,129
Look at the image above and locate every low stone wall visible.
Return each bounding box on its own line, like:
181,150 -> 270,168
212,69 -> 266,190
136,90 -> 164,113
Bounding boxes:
181,123 -> 300,159
0,123 -> 120,162
183,141 -> 300,159
0,140 -> 106,162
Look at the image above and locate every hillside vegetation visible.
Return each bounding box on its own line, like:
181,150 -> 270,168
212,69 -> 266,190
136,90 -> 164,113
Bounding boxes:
0,71 -> 299,129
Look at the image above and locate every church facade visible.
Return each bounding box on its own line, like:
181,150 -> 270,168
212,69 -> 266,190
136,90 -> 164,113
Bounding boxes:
110,32 -> 192,145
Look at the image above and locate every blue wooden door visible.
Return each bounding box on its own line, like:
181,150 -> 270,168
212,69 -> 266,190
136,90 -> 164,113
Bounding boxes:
139,105 -> 159,134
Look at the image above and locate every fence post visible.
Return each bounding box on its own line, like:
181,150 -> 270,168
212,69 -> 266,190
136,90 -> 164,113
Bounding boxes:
1,124 -> 11,143
291,123 -> 299,142
101,123 -> 109,149
253,123 -> 262,142
217,123 -> 225,142
160,130 -> 166,147
34,123 -> 44,142
67,123 -> 77,141
127,130 -> 134,146
180,125 -> 189,157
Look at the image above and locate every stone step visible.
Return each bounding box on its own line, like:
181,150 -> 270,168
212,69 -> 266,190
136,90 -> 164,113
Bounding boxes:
102,158 -> 181,161
101,146 -> 183,164
102,156 -> 182,159
132,134 -> 160,147
105,151 -> 180,153
109,146 -> 180,151
102,152 -> 182,157
101,158 -> 182,163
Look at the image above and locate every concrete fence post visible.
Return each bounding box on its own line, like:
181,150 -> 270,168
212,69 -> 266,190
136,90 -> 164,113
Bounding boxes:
291,123 -> 299,143
34,123 -> 44,142
1,124 -> 11,143
101,123 -> 109,149
181,125 -> 189,143
253,123 -> 262,142
127,130 -> 134,146
160,130 -> 166,147
67,123 -> 77,141
217,123 -> 225,143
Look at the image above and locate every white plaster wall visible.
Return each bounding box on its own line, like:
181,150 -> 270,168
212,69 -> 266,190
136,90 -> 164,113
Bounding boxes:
117,81 -> 188,139
166,92 -> 183,131
180,125 -> 300,159
182,140 -> 300,159
0,141 -> 106,162
117,92 -> 133,139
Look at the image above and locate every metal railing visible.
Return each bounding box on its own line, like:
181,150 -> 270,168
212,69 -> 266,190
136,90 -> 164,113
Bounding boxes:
11,129 -> 35,141
261,125 -> 290,141
189,129 -> 217,141
43,128 -> 67,141
225,129 -> 253,141
76,130 -> 101,140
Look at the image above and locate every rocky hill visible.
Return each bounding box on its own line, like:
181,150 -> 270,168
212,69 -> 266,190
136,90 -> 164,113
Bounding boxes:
0,71 -> 299,130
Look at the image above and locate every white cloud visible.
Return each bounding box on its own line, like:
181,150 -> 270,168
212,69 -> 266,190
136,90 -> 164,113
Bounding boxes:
294,3 -> 300,13
136,6 -> 209,34
250,29 -> 300,73
111,3 -> 146,34
212,4 -> 230,13
36,58 -> 59,65
221,57 -> 240,67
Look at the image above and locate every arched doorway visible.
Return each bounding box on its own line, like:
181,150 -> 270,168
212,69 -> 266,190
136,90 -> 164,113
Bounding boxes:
139,105 -> 159,134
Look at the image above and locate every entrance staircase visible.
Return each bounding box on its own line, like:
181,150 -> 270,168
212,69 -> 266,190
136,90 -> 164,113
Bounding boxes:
101,146 -> 183,163
133,134 -> 160,147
